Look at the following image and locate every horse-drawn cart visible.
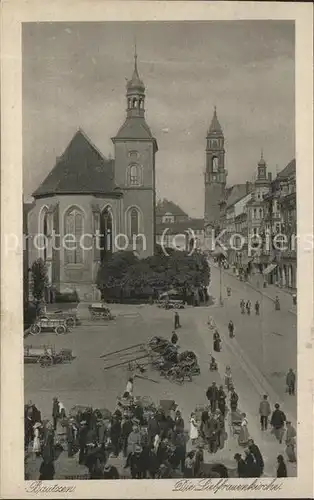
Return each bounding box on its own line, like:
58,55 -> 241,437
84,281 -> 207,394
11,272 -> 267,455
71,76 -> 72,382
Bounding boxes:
30,317 -> 69,336
88,303 -> 115,321
24,345 -> 74,367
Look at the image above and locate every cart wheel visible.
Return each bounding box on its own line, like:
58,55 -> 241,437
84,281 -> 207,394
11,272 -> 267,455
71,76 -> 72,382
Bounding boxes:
38,355 -> 53,367
66,316 -> 75,328
30,324 -> 41,335
55,324 -> 66,335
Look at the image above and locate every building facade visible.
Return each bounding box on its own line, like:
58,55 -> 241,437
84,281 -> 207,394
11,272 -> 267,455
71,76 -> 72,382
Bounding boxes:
27,52 -> 158,300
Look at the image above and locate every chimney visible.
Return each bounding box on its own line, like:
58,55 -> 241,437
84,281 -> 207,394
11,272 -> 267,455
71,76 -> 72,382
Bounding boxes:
268,172 -> 272,182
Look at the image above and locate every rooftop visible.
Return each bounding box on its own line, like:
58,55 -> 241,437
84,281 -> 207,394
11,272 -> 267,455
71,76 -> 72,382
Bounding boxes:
33,129 -> 122,199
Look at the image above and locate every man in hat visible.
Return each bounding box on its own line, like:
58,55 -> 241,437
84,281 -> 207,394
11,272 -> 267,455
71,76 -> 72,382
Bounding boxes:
121,415 -> 133,458
248,438 -> 264,476
125,444 -> 146,478
78,420 -> 88,465
206,382 -> 219,413
286,368 -> 296,396
174,410 -> 185,436
174,311 -> 181,329
67,417 -> 78,458
110,414 -> 121,457
103,460 -> 120,479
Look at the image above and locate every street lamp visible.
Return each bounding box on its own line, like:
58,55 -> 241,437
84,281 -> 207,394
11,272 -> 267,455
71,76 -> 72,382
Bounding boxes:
213,247 -> 225,307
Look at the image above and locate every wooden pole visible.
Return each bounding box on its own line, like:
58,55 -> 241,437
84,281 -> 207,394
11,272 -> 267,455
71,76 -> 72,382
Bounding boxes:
100,343 -> 144,358
103,353 -> 150,370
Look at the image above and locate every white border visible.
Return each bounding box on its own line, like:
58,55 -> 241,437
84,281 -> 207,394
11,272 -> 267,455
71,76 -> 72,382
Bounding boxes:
1,1 -> 313,498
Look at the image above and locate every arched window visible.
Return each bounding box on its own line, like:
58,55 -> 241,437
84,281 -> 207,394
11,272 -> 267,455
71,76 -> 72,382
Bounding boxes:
43,211 -> 48,261
253,209 -> 257,219
259,208 -> 263,218
130,208 -> 139,237
128,164 -> 142,186
64,207 -> 84,264
132,98 -> 137,108
212,157 -> 219,172
100,207 -> 113,262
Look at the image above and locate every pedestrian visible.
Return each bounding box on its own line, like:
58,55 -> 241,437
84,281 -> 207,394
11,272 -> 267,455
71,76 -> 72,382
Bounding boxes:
209,355 -> 218,371
171,331 -> 178,345
234,453 -> 247,478
270,404 -> 286,444
121,415 -> 133,458
125,377 -> 134,397
194,445 -> 204,477
224,366 -> 233,391
66,418 -> 77,458
78,421 -> 88,465
246,300 -> 251,315
206,381 -> 219,413
189,412 -> 199,445
255,301 -> 260,315
259,394 -> 271,431
103,462 -> 120,479
217,385 -> 227,417
174,311 -> 181,329
238,413 -> 249,447
184,451 -> 196,478
213,330 -> 221,352
285,421 -> 297,463
39,459 -> 55,480
52,397 -> 60,431
125,444 -> 146,479
286,368 -> 296,395
32,422 -> 42,457
276,454 -> 287,477
248,439 -> 264,476
275,296 -> 280,311
228,320 -> 235,338
127,423 -> 142,457
240,299 -> 245,314
230,388 -> 239,412
173,410 -> 184,435
42,421 -> 55,464
244,449 -> 258,477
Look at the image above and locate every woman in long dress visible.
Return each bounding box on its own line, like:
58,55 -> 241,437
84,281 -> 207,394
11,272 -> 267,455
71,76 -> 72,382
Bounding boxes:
189,413 -> 199,445
238,413 -> 249,447
32,422 -> 42,456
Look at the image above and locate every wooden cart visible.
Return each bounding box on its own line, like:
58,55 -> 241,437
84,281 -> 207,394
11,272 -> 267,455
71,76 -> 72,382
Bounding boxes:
30,317 -> 69,336
24,345 -> 74,367
88,303 -> 115,321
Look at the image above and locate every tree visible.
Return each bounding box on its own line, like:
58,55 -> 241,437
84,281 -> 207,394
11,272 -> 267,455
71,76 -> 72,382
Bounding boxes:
31,258 -> 48,305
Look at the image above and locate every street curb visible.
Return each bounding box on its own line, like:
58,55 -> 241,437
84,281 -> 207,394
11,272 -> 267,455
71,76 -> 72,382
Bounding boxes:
211,316 -> 296,427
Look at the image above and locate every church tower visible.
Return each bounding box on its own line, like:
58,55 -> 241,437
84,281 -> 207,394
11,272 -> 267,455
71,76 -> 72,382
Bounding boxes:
112,46 -> 158,257
204,107 -> 227,229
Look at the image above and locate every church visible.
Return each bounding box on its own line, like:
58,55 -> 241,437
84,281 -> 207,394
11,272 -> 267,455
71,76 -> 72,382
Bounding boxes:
27,52 -> 158,300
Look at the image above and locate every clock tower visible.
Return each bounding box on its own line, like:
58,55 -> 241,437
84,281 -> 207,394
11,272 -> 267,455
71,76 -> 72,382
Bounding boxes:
204,107 -> 227,230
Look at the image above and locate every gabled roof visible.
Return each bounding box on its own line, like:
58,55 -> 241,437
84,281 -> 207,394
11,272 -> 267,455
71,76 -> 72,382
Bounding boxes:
33,129 -> 122,198
277,159 -> 296,179
225,183 -> 254,208
156,199 -> 188,217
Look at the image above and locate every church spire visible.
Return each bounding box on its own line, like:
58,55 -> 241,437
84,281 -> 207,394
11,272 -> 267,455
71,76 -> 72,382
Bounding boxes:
207,106 -> 224,137
126,42 -> 145,118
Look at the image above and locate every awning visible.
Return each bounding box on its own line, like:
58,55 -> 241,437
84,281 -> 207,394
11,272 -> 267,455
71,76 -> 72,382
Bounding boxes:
263,263 -> 277,275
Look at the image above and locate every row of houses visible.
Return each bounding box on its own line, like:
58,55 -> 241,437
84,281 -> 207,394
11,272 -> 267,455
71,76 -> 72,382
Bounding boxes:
214,157 -> 296,289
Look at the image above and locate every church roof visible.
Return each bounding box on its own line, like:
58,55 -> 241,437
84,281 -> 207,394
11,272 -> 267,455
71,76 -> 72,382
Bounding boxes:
225,183 -> 254,208
33,129 -> 122,198
277,158 -> 296,179
114,117 -> 153,140
207,107 -> 223,137
156,199 -> 188,217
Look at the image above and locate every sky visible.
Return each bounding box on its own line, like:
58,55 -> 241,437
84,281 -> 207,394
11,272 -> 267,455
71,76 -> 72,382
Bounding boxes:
22,21 -> 295,217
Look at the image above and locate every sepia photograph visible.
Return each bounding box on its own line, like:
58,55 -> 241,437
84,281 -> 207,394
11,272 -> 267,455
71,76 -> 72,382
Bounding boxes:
1,1 -> 313,498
